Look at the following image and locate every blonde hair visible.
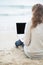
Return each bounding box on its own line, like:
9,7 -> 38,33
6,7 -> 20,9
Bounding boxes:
31,4 -> 43,29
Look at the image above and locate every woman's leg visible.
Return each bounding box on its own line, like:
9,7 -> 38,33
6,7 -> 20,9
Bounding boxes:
15,39 -> 24,48
24,45 -> 43,59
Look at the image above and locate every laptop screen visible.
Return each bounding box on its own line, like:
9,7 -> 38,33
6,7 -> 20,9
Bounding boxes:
16,23 -> 26,34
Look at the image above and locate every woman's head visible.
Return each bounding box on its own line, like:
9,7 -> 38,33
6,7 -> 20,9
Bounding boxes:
31,4 -> 43,28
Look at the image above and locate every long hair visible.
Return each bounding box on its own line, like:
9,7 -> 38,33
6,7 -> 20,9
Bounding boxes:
31,4 -> 43,29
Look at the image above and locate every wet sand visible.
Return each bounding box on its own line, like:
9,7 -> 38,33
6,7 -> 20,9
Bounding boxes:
0,47 -> 43,65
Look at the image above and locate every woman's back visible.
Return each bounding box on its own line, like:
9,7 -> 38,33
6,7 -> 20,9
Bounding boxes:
24,23 -> 43,59
28,23 -> 43,52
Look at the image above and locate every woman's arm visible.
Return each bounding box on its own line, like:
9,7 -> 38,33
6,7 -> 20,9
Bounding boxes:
24,22 -> 31,46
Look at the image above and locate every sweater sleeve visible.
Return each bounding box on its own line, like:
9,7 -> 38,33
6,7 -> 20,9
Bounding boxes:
24,21 -> 31,46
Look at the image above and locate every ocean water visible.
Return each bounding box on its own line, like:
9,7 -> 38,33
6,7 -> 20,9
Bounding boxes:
0,5 -> 32,31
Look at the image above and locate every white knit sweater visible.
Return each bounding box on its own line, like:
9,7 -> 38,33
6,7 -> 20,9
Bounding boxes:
24,22 -> 43,57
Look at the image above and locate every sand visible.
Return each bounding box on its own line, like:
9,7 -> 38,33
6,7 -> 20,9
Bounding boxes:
0,32 -> 43,65
0,47 -> 43,65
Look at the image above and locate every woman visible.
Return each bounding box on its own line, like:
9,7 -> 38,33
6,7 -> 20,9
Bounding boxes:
24,4 -> 43,58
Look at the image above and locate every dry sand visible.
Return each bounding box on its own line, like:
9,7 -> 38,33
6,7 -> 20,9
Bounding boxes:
0,32 -> 43,65
0,47 -> 43,65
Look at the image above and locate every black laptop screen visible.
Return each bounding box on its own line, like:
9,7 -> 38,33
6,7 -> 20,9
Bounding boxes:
16,23 -> 26,34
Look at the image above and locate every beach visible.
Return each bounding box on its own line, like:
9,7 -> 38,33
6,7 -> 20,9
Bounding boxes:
0,26 -> 43,65
0,0 -> 43,64
0,46 -> 43,65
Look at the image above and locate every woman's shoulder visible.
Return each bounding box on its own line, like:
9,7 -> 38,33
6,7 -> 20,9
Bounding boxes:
26,20 -> 32,29
25,21 -> 32,33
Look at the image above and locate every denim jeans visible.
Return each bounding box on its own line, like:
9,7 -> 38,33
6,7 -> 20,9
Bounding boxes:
15,39 -> 24,48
